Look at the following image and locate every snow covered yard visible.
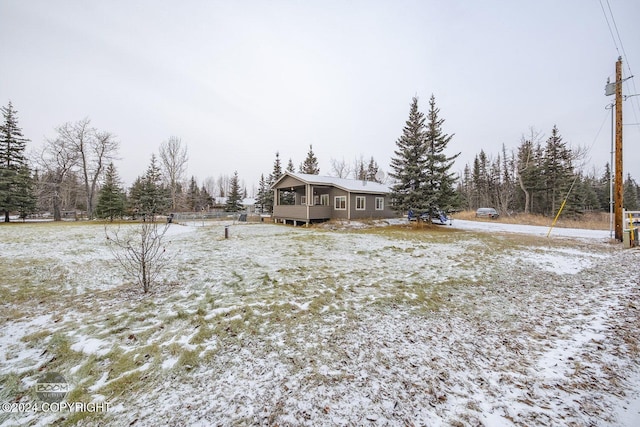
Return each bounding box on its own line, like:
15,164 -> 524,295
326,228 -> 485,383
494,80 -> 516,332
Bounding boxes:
0,220 -> 639,426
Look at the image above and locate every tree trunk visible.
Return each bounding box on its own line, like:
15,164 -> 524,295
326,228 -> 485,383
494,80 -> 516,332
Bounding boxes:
53,185 -> 62,221
3,210 -> 9,223
53,202 -> 62,221
517,172 -> 530,215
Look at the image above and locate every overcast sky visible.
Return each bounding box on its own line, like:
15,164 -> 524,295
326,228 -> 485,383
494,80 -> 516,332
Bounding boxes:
1,0 -> 639,193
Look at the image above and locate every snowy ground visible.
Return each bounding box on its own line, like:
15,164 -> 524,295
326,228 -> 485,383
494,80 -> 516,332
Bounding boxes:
0,219 -> 639,426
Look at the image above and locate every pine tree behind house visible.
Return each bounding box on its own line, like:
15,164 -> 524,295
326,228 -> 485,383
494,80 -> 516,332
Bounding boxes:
225,171 -> 243,212
299,145 -> 320,174
264,152 -> 283,213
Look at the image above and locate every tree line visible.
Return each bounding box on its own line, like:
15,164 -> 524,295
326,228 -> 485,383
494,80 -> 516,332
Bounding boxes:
458,127 -> 640,217
4,97 -> 638,223
0,101 -> 253,222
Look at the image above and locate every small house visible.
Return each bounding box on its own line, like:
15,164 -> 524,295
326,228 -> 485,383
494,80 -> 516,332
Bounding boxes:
271,172 -> 396,225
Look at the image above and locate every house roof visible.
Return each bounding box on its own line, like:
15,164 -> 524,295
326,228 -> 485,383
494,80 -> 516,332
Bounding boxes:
272,172 -> 390,194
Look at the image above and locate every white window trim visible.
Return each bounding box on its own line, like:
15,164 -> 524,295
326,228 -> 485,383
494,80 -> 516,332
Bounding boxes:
334,196 -> 346,210
300,196 -> 306,205
356,196 -> 366,211
375,197 -> 384,210
320,194 -> 329,206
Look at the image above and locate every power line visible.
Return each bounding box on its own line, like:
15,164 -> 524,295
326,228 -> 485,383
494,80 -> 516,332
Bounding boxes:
599,0 -> 620,54
601,1 -> 640,136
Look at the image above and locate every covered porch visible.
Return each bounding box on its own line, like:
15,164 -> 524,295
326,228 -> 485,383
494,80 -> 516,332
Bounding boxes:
272,179 -> 332,225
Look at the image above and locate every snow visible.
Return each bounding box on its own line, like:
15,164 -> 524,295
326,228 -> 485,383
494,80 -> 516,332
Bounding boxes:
453,218 -> 611,240
0,219 -> 638,426
70,337 -> 112,357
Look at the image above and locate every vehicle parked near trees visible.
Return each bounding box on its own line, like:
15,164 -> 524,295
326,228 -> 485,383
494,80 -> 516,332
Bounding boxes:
475,208 -> 499,219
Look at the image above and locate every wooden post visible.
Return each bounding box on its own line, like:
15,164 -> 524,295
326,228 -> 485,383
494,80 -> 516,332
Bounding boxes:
614,57 -> 623,242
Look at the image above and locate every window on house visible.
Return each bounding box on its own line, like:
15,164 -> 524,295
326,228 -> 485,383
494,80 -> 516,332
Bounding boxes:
320,194 -> 329,206
334,196 -> 346,210
375,197 -> 384,210
356,196 -> 366,210
314,195 -> 319,205
300,196 -> 306,205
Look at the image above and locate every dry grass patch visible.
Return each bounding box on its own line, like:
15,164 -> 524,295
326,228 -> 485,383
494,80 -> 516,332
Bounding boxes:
453,210 -> 609,230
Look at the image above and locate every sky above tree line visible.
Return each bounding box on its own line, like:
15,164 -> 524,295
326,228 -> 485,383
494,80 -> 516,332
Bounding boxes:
1,0 -> 639,192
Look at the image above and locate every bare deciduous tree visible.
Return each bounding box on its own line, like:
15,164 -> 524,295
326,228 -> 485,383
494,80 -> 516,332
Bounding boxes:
330,157 -> 351,178
159,136 -> 188,211
516,128 -> 543,215
353,155 -> 366,180
105,221 -> 170,293
38,134 -> 80,221
54,118 -> 118,219
203,176 -> 217,198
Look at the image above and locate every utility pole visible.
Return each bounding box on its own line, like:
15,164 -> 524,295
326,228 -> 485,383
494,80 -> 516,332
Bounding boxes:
614,57 -> 623,242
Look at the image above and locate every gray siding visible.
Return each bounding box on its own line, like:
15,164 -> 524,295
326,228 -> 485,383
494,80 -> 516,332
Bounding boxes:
272,173 -> 397,222
278,175 -> 305,188
349,193 -> 395,219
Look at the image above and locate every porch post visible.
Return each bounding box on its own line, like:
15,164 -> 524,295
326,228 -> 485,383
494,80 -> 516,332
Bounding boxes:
306,184 -> 311,221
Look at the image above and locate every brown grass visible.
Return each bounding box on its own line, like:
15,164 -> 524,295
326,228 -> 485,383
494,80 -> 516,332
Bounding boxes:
453,210 -> 610,230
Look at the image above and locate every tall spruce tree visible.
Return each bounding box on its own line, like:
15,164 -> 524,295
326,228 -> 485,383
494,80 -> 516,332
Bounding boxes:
225,171 -> 243,212
596,163 -> 612,211
264,152 -> 283,213
0,101 -> 35,222
256,174 -> 268,213
186,176 -> 201,211
389,97 -> 428,214
542,125 -> 573,216
129,155 -> 170,219
366,157 -> 381,182
299,145 -> 320,174
423,94 -> 460,215
95,162 -> 125,221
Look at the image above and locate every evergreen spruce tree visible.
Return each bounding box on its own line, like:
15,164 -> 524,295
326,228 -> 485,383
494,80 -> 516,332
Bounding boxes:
256,174 -> 267,213
200,184 -> 212,210
225,171 -> 243,212
423,94 -> 460,216
129,155 -> 170,220
287,158 -> 295,173
2,165 -> 37,220
264,152 -> 283,213
127,177 -> 145,219
356,159 -> 366,180
596,163 -> 612,211
389,97 -> 428,214
542,125 -> 574,216
95,162 -> 125,221
186,176 -> 201,211
299,145 -> 320,174
623,173 -> 639,211
390,95 -> 458,219
515,133 -> 544,214
570,173 -> 599,215
0,101 -> 35,222
366,157 -> 380,182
